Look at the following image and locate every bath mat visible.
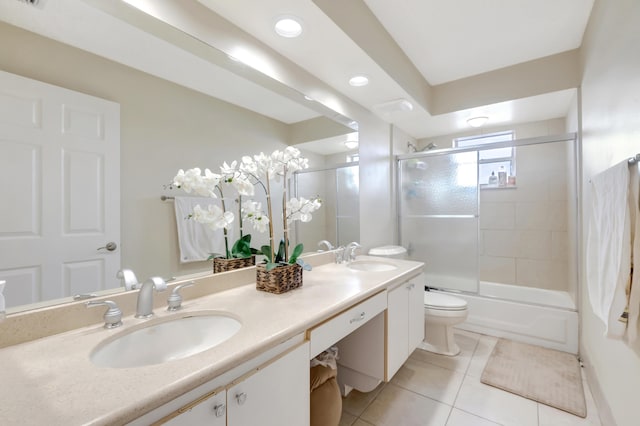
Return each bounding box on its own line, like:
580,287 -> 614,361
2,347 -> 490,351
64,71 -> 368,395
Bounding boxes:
481,338 -> 586,418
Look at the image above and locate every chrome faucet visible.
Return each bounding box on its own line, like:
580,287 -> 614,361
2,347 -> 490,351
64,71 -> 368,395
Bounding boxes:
345,242 -> 361,262
317,240 -> 335,252
334,246 -> 346,264
135,277 -> 167,319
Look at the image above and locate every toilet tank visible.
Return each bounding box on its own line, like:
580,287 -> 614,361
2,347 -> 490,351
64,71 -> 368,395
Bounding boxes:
368,245 -> 407,260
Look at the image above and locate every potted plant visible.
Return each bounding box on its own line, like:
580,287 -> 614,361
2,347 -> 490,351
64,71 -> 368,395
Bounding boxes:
237,146 -> 322,293
172,163 -> 259,273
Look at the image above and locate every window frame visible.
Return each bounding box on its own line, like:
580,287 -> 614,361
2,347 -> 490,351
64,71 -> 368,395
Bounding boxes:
454,131 -> 516,187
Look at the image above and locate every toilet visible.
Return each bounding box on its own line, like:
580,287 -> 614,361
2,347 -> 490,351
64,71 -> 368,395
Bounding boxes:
368,245 -> 469,357
422,291 -> 468,356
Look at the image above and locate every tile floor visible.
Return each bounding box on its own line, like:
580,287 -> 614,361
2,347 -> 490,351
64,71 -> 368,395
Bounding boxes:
339,330 -> 602,426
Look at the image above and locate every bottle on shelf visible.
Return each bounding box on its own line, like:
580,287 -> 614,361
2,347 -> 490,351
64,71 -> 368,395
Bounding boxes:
488,171 -> 498,186
498,166 -> 507,187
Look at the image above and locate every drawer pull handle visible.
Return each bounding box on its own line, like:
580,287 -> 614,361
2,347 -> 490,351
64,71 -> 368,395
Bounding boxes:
350,312 -> 366,323
236,392 -> 247,406
213,403 -> 226,417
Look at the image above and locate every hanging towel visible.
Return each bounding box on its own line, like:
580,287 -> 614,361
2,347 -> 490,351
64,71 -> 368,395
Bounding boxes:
626,163 -> 640,342
174,196 -> 227,263
586,160 -> 630,338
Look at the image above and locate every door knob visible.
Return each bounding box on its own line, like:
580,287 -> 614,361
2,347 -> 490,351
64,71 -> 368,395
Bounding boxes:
97,242 -> 117,251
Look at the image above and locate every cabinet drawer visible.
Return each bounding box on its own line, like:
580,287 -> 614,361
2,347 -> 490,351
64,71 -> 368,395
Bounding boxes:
308,291 -> 386,358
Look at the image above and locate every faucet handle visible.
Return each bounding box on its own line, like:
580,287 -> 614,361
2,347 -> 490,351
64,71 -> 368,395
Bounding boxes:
167,281 -> 195,311
347,242 -> 361,261
86,300 -> 123,329
335,246 -> 346,264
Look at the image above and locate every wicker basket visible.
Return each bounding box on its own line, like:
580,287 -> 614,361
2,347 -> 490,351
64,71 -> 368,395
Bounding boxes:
213,256 -> 256,273
256,262 -> 303,294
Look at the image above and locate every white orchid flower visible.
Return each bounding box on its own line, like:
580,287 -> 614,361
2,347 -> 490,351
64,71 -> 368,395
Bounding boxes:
191,204 -> 234,230
173,167 -> 220,198
286,197 -> 322,223
241,200 -> 269,233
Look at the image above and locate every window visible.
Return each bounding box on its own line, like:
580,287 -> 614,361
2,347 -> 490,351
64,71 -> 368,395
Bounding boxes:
454,131 -> 515,187
346,153 -> 359,163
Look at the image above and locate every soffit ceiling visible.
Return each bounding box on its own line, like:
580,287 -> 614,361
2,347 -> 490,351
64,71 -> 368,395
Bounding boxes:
2,0 -> 594,149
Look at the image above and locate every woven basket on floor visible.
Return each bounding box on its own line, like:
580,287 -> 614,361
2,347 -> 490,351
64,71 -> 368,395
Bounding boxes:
256,262 -> 303,294
213,256 -> 255,273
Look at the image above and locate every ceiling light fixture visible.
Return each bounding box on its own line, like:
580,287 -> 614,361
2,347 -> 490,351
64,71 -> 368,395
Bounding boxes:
274,16 -> 303,38
349,75 -> 369,87
467,116 -> 489,127
344,133 -> 359,150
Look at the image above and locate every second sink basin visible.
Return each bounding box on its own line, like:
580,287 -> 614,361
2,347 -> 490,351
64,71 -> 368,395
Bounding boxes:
90,312 -> 242,368
348,260 -> 398,272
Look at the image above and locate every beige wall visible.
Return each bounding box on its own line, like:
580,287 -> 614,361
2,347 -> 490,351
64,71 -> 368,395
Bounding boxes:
0,22 -> 324,282
578,0 -> 640,425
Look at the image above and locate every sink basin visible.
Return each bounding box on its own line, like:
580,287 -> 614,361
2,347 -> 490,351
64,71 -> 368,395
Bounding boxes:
90,312 -> 242,368
348,260 -> 398,272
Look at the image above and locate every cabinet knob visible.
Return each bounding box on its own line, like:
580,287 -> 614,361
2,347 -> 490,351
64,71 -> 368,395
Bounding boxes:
213,403 -> 226,417
235,392 -> 247,406
350,312 -> 365,324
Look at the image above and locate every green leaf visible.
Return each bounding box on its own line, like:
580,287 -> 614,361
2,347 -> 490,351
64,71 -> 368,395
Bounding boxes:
296,258 -> 312,271
275,239 -> 286,263
289,243 -> 304,264
261,245 -> 273,263
265,262 -> 279,271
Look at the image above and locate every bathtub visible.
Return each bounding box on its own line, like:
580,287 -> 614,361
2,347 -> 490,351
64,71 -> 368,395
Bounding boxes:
431,281 -> 579,354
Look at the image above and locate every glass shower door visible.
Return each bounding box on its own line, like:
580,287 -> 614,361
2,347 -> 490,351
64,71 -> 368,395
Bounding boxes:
398,152 -> 479,293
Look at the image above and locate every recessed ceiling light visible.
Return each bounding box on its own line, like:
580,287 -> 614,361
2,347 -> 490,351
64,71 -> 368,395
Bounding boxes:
467,116 -> 489,127
349,75 -> 369,87
274,16 -> 303,38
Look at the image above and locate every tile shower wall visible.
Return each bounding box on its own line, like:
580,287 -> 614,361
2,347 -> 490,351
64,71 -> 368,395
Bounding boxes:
479,140 -> 571,291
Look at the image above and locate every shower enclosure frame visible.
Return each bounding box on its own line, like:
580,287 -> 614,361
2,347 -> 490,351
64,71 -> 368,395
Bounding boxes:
395,132 -> 579,309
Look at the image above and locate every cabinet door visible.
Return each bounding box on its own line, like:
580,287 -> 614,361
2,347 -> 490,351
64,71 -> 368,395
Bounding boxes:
153,387 -> 226,426
227,342 -> 310,426
387,284 -> 409,380
408,280 -> 425,353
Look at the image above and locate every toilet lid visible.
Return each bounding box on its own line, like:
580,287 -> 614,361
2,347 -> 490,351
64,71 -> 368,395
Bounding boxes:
424,292 -> 468,311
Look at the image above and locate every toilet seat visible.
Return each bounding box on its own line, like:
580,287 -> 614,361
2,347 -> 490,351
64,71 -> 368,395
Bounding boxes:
424,292 -> 467,311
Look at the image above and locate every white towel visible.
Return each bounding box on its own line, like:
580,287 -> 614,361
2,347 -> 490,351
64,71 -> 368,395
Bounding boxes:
586,161 -> 631,338
626,163 -> 640,342
174,196 -> 227,263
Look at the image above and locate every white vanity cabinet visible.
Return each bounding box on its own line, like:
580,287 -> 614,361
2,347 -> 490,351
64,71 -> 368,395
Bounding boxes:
137,340 -> 310,426
386,276 -> 425,380
226,342 -> 309,426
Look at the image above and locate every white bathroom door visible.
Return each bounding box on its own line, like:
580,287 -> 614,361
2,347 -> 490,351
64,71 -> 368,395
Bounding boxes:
0,70 -> 120,308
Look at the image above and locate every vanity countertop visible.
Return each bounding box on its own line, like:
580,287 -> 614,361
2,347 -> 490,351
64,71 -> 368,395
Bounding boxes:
0,256 -> 423,425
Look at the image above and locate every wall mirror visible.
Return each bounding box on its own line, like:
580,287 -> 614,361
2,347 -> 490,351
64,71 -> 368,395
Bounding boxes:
0,1 -> 358,313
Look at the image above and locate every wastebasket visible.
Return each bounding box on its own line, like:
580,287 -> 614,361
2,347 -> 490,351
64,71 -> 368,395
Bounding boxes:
310,347 -> 342,426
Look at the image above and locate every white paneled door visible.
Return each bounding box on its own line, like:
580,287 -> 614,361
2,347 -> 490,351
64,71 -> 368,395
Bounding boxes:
0,71 -> 120,309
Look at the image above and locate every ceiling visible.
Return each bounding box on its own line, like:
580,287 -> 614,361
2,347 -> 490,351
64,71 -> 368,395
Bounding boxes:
1,0 -> 595,152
